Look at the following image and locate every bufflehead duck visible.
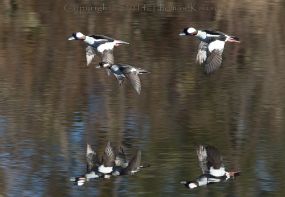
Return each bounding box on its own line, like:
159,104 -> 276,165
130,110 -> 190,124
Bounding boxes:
70,142 -> 115,186
179,27 -> 240,74
180,145 -> 240,189
98,62 -> 149,94
70,142 -> 149,186
68,32 -> 129,65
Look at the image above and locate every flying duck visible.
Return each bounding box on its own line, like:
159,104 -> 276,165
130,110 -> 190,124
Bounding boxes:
180,145 -> 240,189
179,27 -> 240,74
68,32 -> 129,65
97,62 -> 149,94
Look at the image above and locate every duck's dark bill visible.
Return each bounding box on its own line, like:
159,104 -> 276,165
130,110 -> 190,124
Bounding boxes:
179,33 -> 186,36
68,36 -> 75,40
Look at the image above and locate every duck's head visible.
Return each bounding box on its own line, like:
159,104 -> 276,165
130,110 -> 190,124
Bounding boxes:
68,32 -> 86,40
70,176 -> 86,186
179,27 -> 198,36
180,180 -> 198,189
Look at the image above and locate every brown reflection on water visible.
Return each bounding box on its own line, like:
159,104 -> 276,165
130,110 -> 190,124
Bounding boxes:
0,0 -> 285,196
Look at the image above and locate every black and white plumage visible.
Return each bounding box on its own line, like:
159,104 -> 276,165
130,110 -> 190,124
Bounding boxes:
70,141 -> 116,186
70,142 -> 149,186
180,145 -> 240,190
98,62 -> 149,94
179,27 -> 240,74
68,32 -> 129,66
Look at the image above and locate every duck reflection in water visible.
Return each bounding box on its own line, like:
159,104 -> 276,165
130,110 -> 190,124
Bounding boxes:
70,141 -> 150,186
181,145 -> 240,189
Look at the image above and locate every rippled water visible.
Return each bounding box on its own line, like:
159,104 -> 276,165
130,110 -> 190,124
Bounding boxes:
1,0 -> 285,196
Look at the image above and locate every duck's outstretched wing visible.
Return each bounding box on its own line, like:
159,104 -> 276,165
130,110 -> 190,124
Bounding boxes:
86,144 -> 100,172
115,146 -> 128,168
102,50 -> 114,64
204,40 -> 225,74
125,150 -> 141,174
101,50 -> 114,76
127,73 -> 141,94
86,46 -> 96,66
102,141 -> 115,167
120,65 -> 142,94
196,41 -> 208,65
196,145 -> 209,174
204,49 -> 223,74
205,145 -> 223,169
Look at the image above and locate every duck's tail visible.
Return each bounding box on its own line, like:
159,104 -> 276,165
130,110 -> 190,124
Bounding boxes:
227,36 -> 240,43
229,171 -> 241,177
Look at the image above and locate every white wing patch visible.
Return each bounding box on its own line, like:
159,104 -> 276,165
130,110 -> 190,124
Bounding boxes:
208,40 -> 225,52
97,42 -> 116,53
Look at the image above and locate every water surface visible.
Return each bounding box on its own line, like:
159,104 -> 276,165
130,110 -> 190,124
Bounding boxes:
1,0 -> 285,196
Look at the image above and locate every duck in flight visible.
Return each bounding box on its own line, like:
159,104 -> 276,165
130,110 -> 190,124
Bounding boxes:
181,145 -> 240,189
179,27 -> 240,74
68,32 -> 129,65
97,62 -> 149,94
